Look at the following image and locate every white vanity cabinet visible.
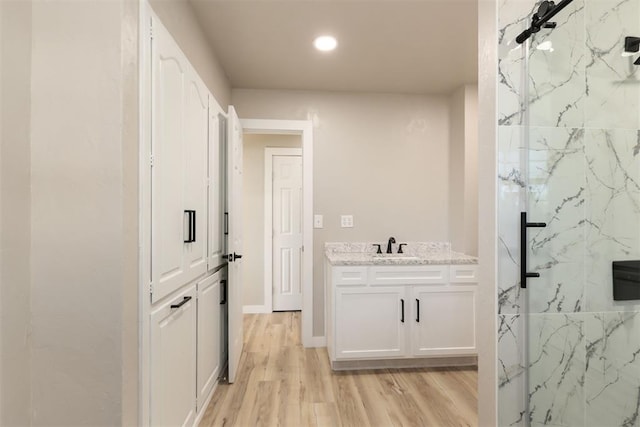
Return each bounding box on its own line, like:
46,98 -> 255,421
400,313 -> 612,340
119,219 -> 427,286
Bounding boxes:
334,286 -> 407,359
326,262 -> 478,368
411,285 -> 476,356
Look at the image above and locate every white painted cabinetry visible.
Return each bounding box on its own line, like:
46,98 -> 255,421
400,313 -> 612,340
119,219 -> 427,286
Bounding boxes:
151,285 -> 197,427
146,10 -> 228,427
150,14 -> 209,304
196,271 -> 223,411
411,285 -> 476,356
335,286 -> 407,359
327,263 -> 478,367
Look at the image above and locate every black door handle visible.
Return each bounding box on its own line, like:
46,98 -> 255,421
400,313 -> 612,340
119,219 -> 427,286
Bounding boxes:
170,296 -> 192,309
224,252 -> 243,262
400,299 -> 405,323
220,280 -> 227,304
416,299 -> 420,322
520,211 -> 547,288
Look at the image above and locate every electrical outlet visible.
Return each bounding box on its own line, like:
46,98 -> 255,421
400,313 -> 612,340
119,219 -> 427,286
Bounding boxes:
314,214 -> 323,228
340,215 -> 354,228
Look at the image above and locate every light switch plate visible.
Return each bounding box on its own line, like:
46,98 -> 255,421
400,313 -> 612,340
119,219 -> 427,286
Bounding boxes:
314,214 -> 323,228
340,215 -> 354,228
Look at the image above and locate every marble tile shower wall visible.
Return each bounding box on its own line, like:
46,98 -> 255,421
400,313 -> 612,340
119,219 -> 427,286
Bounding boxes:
497,0 -> 640,425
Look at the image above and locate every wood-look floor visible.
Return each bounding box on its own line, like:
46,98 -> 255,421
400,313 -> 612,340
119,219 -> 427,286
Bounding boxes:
200,312 -> 478,427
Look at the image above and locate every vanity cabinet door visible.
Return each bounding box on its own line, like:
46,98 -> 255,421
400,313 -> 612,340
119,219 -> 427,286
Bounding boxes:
410,286 -> 476,356
334,286 -> 407,359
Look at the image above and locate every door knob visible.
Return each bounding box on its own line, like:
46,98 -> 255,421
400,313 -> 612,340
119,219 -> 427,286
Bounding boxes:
225,252 -> 243,262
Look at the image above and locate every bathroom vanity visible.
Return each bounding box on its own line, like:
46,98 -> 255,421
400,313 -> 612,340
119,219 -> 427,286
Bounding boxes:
324,242 -> 478,370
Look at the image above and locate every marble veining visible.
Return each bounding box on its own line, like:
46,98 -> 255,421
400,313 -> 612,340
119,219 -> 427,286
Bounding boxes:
585,311 -> 640,427
324,242 -> 478,266
528,127 -> 586,314
498,314 -> 527,426
497,0 -> 640,423
528,314 -> 585,426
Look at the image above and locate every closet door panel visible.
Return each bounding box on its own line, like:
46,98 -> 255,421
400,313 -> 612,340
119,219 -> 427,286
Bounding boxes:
183,69 -> 209,281
151,20 -> 187,303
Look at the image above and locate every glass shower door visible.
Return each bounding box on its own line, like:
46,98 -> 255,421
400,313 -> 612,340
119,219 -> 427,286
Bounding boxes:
522,0 -> 640,425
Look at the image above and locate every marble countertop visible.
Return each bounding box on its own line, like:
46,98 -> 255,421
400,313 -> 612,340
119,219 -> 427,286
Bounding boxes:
325,242 -> 478,266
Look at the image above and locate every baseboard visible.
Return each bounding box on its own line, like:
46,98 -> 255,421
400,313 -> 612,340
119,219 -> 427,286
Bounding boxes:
330,355 -> 478,371
307,335 -> 327,348
242,305 -> 271,314
194,378 -> 218,426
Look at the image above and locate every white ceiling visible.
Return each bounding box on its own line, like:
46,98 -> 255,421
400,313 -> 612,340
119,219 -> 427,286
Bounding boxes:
189,0 -> 478,95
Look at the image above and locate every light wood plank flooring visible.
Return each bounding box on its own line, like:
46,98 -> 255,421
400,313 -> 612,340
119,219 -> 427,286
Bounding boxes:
200,312 -> 477,427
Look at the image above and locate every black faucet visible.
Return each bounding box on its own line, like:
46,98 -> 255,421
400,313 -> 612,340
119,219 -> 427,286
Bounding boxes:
386,237 -> 396,254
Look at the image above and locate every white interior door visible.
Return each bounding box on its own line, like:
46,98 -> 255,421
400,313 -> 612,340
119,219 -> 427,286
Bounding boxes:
207,100 -> 225,269
272,152 -> 303,311
226,106 -> 244,383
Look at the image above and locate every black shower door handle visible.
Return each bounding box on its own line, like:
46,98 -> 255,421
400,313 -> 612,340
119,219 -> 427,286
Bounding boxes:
400,299 -> 405,323
520,211 -> 547,288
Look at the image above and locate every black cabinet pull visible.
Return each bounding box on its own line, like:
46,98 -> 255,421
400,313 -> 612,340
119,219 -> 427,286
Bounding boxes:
416,299 -> 420,322
192,210 -> 196,242
170,296 -> 192,309
184,210 -> 196,243
400,299 -> 405,323
224,212 -> 229,235
520,211 -> 547,288
220,280 -> 227,305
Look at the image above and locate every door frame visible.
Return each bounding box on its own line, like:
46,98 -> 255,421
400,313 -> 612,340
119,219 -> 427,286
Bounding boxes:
240,119 -> 317,348
264,147 -> 303,313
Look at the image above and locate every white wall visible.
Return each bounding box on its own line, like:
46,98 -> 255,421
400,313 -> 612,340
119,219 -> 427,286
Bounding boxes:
149,0 -> 231,108
28,1 -> 139,424
449,87 -> 466,254
477,0 -> 498,424
449,85 -> 479,256
232,89 -> 451,336
464,86 -> 478,257
0,1 -> 32,425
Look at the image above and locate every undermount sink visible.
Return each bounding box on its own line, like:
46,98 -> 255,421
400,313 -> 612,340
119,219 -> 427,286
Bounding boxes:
373,255 -> 420,261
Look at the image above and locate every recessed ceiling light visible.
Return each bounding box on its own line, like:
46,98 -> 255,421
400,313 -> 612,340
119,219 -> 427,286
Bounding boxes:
314,36 -> 337,52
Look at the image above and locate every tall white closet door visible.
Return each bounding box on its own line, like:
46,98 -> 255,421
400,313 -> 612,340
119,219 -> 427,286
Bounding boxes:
183,69 -> 208,281
151,18 -> 187,302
